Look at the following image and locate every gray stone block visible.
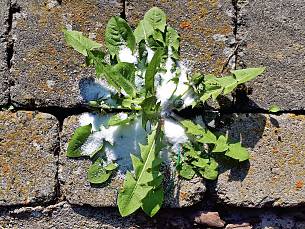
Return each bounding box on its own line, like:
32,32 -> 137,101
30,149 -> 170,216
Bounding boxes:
59,113 -> 206,208
0,0 -> 10,106
10,0 -> 123,108
0,202 -> 154,228
237,0 -> 305,111
126,0 -> 235,75
216,113 -> 305,207
0,111 -> 59,206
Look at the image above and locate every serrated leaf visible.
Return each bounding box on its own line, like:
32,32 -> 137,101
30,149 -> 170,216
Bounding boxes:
166,26 -> 180,51
142,187 -> 164,217
231,67 -> 265,84
145,48 -> 164,94
134,20 -> 154,44
144,7 -> 166,32
87,160 -> 111,184
108,113 -> 135,126
105,16 -> 135,56
179,164 -> 195,180
269,104 -> 280,113
118,172 -> 153,217
67,124 -> 92,158
118,125 -> 164,217
141,96 -> 160,127
180,120 -> 205,136
63,29 -> 101,56
212,135 -> 229,153
198,130 -> 217,144
226,142 -> 250,162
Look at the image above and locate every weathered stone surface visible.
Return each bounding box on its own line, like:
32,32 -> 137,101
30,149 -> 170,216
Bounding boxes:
0,202 -> 155,228
0,111 -> 59,206
0,0 -> 10,105
236,0 -> 305,111
59,113 -> 206,208
126,0 -> 235,74
216,113 -> 305,207
10,0 -> 123,108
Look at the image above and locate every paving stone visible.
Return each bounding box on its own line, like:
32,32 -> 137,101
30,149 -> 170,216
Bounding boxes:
0,111 -> 59,206
0,202 -> 155,228
236,0 -> 305,111
10,0 -> 123,108
126,0 -> 235,74
0,0 -> 10,106
216,113 -> 305,207
59,113 -> 206,208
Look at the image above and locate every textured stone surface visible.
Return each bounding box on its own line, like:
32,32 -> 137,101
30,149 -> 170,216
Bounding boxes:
0,0 -> 10,105
216,113 -> 305,207
59,113 -> 206,208
126,0 -> 235,74
10,0 -> 123,108
236,0 -> 305,111
0,202 -> 155,228
0,111 -> 59,206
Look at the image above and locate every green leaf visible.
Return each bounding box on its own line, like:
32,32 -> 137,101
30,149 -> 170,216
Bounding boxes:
134,20 -> 154,43
142,187 -> 164,217
198,130 -> 217,144
103,65 -> 137,97
180,120 -> 205,136
269,104 -> 280,113
122,98 -> 144,109
200,159 -> 218,180
231,67 -> 265,84
67,124 -> 92,158
212,135 -> 229,152
108,113 -> 135,126
118,172 -> 152,216
104,162 -> 118,171
87,160 -> 111,184
141,96 -> 160,126
200,84 -> 223,103
112,62 -> 136,83
225,142 -> 250,162
105,16 -> 135,56
192,158 -> 209,168
166,26 -> 180,51
216,75 -> 238,95
87,50 -> 106,76
118,125 -> 164,217
145,48 -> 164,94
63,29 -> 102,56
144,7 -> 166,32
179,164 -> 195,180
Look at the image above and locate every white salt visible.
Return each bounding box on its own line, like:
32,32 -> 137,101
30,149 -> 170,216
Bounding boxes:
118,47 -> 137,64
146,46 -> 155,63
163,118 -> 188,146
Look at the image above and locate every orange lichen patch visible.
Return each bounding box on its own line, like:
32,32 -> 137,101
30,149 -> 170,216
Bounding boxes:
179,21 -> 192,29
179,191 -> 188,201
288,114 -> 305,121
1,162 -> 10,174
295,180 -> 304,189
271,147 -> 279,154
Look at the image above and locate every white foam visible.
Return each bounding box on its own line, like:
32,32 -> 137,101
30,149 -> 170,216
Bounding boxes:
146,46 -> 155,63
79,114 -> 148,174
118,47 -> 137,64
163,118 -> 188,146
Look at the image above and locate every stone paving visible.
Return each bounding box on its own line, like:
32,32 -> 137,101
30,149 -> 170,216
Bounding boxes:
0,0 -> 304,228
